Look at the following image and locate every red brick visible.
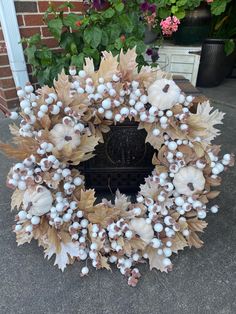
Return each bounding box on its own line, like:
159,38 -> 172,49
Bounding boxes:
20,27 -> 41,38
0,78 -> 15,89
24,14 -> 45,26
17,15 -> 24,27
70,2 -> 87,12
42,37 -> 59,48
0,66 -> 12,77
0,95 -> 7,107
41,26 -> 51,38
38,1 -> 69,12
4,98 -> 19,109
0,54 -> 9,66
15,1 -> 38,13
4,88 -> 18,99
0,29 -> 4,41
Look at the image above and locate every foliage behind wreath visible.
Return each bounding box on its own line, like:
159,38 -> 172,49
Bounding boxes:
0,49 -> 234,286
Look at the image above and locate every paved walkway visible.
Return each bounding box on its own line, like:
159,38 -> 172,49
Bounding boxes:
0,80 -> 235,314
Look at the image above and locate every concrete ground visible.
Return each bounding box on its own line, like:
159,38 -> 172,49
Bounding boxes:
0,79 -> 235,314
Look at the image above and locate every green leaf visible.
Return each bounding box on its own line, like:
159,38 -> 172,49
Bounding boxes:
47,18 -> 63,40
25,46 -> 37,65
175,8 -> 186,19
63,13 -> 82,29
119,14 -> 133,33
115,2 -> 124,13
225,39 -> 235,56
108,24 -> 121,42
36,48 -> 53,66
103,8 -> 115,19
211,0 -> 228,16
101,31 -> 109,46
84,28 -> 92,44
28,33 -> 41,46
135,41 -> 146,54
158,7 -> 171,19
114,38 -> 123,50
71,54 -> 85,68
90,27 -> 103,48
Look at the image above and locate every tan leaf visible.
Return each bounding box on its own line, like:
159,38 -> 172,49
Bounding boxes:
193,142 -> 205,158
16,222 -> 33,246
129,238 -> 147,251
168,233 -> 188,253
206,190 -> 220,199
40,114 -> 51,129
54,70 -> 73,106
77,189 -> 96,213
88,204 -> 121,228
146,246 -> 172,272
99,255 -> 111,270
114,190 -> 131,211
187,232 -> 204,248
119,48 -> 138,80
11,189 -> 24,211
139,178 -> 158,199
9,124 -> 20,136
70,135 -> 99,165
187,218 -> 208,232
98,51 -> 119,81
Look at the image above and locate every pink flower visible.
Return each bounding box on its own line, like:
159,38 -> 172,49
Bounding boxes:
206,0 -> 213,3
160,16 -> 180,36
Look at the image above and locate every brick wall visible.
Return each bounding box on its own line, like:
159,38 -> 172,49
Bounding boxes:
0,0 -> 85,108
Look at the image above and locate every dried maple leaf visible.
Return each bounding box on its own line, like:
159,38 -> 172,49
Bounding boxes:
0,136 -> 38,160
11,189 -> 24,211
44,241 -> 80,271
187,232 -> 204,248
16,222 -> 33,246
187,218 -> 208,232
129,238 -> 147,251
98,51 -> 119,81
139,177 -> 159,199
119,48 -> 138,81
187,101 -> 225,143
99,254 -> 111,270
77,189 -> 96,213
206,190 -> 220,199
83,57 -> 95,78
114,190 -> 131,211
69,134 -> 100,165
167,233 -> 188,253
54,70 -> 73,106
146,246 -> 172,273
88,203 -> 121,228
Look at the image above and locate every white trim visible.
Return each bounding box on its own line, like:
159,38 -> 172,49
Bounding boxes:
0,0 -> 29,88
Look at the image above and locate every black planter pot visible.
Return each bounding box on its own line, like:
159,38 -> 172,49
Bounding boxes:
174,3 -> 211,45
197,39 -> 236,87
144,27 -> 158,44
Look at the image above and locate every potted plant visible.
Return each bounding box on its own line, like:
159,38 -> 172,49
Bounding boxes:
22,0 -> 149,86
197,0 -> 236,87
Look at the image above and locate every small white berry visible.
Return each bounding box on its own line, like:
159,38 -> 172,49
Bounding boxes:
152,128 -> 160,136
31,216 -> 40,225
154,223 -> 163,233
168,141 -> 177,151
25,225 -> 33,233
81,266 -> 89,275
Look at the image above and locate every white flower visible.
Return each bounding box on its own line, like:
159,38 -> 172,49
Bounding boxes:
148,79 -> 181,110
50,123 -> 81,150
23,186 -> 53,216
173,166 -> 206,196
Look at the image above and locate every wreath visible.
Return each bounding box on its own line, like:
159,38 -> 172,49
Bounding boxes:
0,49 -> 234,286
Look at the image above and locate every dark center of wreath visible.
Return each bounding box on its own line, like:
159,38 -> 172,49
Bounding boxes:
77,119 -> 155,197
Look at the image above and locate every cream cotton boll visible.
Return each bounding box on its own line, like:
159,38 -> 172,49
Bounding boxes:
129,218 -> 154,244
148,79 -> 181,110
50,123 -> 81,150
23,186 -> 53,216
